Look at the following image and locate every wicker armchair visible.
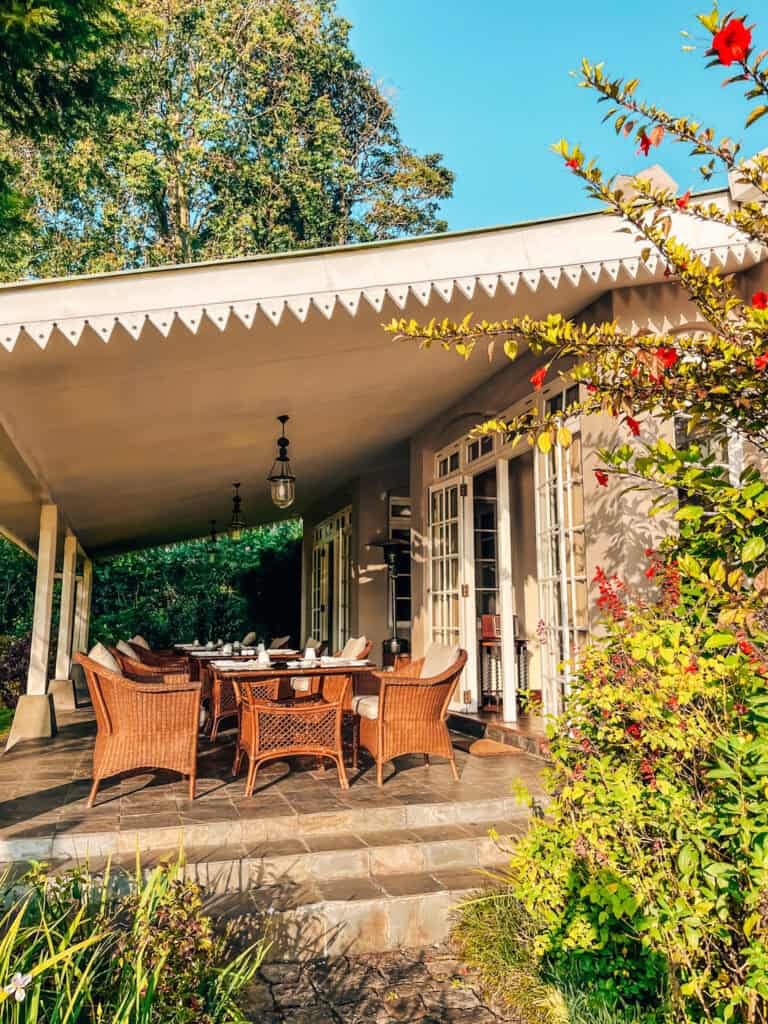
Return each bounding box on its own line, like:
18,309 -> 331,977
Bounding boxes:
74,653 -> 201,806
110,647 -> 190,685
233,675 -> 352,795
355,648 -> 467,786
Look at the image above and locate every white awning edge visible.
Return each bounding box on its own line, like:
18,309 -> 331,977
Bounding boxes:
1,205 -> 763,352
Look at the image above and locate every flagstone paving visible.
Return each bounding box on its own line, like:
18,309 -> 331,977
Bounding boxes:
243,944 -> 526,1023
0,711 -> 546,857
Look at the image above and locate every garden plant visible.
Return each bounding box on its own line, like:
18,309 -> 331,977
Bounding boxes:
389,7 -> 768,1023
0,858 -> 266,1023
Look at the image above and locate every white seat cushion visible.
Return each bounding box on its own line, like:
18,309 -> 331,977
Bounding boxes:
303,637 -> 321,651
420,642 -> 460,680
88,642 -> 120,674
242,631 -> 257,646
352,694 -> 379,721
117,640 -> 139,660
290,677 -> 311,693
340,636 -> 367,660
130,635 -> 150,650
270,635 -> 291,649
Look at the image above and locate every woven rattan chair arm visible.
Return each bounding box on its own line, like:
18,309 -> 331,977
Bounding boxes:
248,698 -> 341,714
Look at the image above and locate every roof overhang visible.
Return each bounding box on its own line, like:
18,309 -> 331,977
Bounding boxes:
0,192 -> 761,556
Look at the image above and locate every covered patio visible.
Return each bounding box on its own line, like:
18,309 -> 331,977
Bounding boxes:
0,185 -> 757,749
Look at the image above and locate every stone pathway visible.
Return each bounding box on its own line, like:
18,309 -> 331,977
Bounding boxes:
244,945 -> 525,1023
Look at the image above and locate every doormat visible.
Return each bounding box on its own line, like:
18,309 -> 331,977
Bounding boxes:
468,738 -> 522,758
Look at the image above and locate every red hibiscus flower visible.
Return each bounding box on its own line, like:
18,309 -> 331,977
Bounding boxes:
645,547 -> 654,557
656,346 -> 678,369
626,416 -> 641,437
645,565 -> 656,579
626,723 -> 642,740
755,354 -> 768,371
595,470 -> 609,488
752,291 -> 768,309
566,157 -> 581,171
684,660 -> 698,674
712,18 -> 752,66
739,639 -> 755,656
676,190 -> 691,210
530,367 -> 547,391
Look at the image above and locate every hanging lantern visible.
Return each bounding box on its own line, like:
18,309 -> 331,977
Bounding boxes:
229,482 -> 245,539
267,415 -> 296,510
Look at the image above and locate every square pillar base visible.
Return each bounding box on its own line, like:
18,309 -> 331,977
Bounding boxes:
49,678 -> 76,714
5,694 -> 57,751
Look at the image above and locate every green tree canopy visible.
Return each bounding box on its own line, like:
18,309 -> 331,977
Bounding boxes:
11,0 -> 454,278
0,0 -> 125,272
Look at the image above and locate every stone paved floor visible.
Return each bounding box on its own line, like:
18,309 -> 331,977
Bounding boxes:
0,711 -> 545,847
244,944 -> 525,1023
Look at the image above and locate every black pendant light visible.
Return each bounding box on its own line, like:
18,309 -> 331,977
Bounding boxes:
229,482 -> 245,539
268,415 -> 296,510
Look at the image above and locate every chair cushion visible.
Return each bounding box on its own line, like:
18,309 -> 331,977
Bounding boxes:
117,640 -> 139,660
130,635 -> 150,649
88,642 -> 120,674
242,631 -> 257,646
304,637 -> 321,651
420,642 -> 460,680
352,694 -> 379,721
290,677 -> 311,693
270,635 -> 291,649
340,636 -> 367,660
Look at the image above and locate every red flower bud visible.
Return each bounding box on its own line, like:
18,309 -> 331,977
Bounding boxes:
755,353 -> 768,370
753,291 -> 768,310
595,470 -> 609,488
530,367 -> 547,391
676,190 -> 691,210
626,416 -> 641,437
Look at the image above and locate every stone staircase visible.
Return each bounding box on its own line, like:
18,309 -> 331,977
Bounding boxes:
5,790 -> 529,959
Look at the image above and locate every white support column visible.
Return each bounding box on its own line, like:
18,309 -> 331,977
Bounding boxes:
54,531 -> 77,679
50,531 -> 78,713
73,558 -> 93,654
496,458 -> 518,723
6,504 -> 59,749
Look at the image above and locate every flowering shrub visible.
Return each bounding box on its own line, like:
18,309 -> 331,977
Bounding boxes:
393,6 -> 768,1021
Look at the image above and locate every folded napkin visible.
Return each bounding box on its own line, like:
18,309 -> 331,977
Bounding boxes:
268,648 -> 298,656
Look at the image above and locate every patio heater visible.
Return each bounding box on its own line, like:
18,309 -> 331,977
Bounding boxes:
369,537 -> 410,667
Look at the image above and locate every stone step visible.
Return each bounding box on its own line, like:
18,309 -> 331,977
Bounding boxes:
210,866 -> 494,958
63,817 -> 520,894
0,791 -> 526,863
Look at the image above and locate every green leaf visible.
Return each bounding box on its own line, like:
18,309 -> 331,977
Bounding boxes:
742,537 -> 766,563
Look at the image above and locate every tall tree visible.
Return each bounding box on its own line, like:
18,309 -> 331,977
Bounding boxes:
0,0 -> 125,270
13,0 -> 454,278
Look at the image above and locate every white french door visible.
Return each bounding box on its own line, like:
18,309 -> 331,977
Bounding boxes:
534,419 -> 587,717
311,507 -> 352,653
428,478 -> 478,710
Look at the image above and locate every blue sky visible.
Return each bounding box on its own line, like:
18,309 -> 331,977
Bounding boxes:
337,1 -> 754,231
